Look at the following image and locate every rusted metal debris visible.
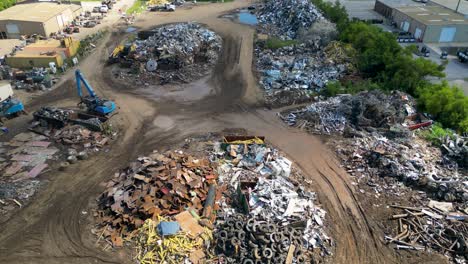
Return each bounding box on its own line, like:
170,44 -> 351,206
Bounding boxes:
387,203 -> 468,259
95,150 -> 218,245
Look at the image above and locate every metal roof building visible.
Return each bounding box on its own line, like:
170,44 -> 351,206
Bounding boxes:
374,0 -> 426,18
392,5 -> 468,43
0,2 -> 82,39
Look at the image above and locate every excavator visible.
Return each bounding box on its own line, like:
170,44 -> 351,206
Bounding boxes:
75,69 -> 116,116
108,43 -> 136,64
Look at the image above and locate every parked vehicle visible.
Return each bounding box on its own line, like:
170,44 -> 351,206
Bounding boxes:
457,50 -> 468,63
92,6 -> 101,13
100,5 -> 109,13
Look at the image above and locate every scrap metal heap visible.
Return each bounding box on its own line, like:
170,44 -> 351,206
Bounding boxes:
93,137 -> 332,263
386,203 -> 467,259
280,90 -> 467,260
95,151 -> 217,246
115,23 -> 222,85
211,139 -> 332,263
257,0 -> 323,39
254,0 -> 352,107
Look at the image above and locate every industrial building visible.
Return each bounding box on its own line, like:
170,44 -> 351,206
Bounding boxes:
392,6 -> 468,43
5,37 -> 80,68
0,2 -> 82,39
374,0 -> 425,19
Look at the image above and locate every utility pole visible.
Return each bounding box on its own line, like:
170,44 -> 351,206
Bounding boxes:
455,0 -> 462,13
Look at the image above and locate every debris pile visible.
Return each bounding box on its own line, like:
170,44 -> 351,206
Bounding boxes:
95,150 -> 217,243
440,135 -> 468,169
282,91 -> 414,134
93,136 -> 332,263
256,44 -> 347,108
115,23 -> 222,85
281,91 -> 467,203
254,1 -> 352,108
0,132 -> 58,215
212,137 -> 332,262
136,217 -> 211,263
257,0 -> 322,39
386,203 -> 467,260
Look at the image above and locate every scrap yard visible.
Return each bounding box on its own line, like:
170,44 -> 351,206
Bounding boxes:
0,0 -> 466,264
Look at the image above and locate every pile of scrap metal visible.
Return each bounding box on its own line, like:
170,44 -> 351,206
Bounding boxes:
281,90 -> 417,135
0,132 -> 58,215
94,150 -> 218,252
113,23 -> 222,85
440,135 -> 468,169
30,107 -> 112,160
211,136 -> 332,263
386,202 -> 467,261
257,0 -> 323,39
12,68 -> 54,92
92,136 -> 331,263
255,44 -> 347,108
281,91 -> 467,203
254,0 -> 351,108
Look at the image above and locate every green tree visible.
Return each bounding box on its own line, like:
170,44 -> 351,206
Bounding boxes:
417,81 -> 468,132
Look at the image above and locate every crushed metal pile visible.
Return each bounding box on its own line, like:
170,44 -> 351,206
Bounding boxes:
386,203 -> 467,260
282,90 -> 415,134
95,150 -> 217,245
256,44 -> 348,108
254,0 -> 352,108
93,136 -> 331,263
114,23 -> 222,85
257,0 -> 322,39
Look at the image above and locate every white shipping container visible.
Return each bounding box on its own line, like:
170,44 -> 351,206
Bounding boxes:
0,81 -> 14,102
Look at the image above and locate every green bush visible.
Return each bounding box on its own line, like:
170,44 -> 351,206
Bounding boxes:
321,80 -> 380,97
0,0 -> 15,11
416,81 -> 468,133
264,37 -> 298,50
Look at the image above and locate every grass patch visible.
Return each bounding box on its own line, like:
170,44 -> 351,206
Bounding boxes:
418,123 -> 455,146
265,37 -> 298,50
126,0 -> 147,15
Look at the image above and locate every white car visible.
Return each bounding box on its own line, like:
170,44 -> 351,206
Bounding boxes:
100,5 -> 109,13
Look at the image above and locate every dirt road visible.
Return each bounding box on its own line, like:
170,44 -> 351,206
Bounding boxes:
0,1 -> 399,263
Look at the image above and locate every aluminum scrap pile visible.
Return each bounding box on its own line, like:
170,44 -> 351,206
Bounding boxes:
213,141 -> 332,261
440,135 -> 468,169
257,0 -> 323,39
386,203 -> 467,260
256,44 -> 347,108
282,90 -> 415,134
123,23 -> 222,84
95,150 -> 217,245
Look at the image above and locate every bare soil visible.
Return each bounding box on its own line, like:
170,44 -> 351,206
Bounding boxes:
0,1 -> 446,263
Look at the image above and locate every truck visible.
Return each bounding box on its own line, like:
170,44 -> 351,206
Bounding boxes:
457,50 -> 468,63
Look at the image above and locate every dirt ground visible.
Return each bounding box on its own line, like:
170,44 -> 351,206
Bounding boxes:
0,1 -> 448,264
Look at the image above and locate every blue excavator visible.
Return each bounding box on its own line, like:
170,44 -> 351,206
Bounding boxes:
75,69 -> 116,116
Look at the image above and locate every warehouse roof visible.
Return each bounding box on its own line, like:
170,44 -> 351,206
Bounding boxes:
395,5 -> 468,25
0,2 -> 81,23
376,0 -> 426,8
